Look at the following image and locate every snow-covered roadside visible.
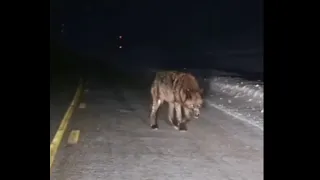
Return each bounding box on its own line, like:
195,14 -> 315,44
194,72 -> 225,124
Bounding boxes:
206,75 -> 264,130
210,77 -> 263,102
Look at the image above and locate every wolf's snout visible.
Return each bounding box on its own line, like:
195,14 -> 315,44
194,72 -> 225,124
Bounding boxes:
193,110 -> 200,119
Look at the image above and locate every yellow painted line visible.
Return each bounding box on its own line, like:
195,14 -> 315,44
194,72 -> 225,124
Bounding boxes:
50,78 -> 83,171
67,130 -> 80,145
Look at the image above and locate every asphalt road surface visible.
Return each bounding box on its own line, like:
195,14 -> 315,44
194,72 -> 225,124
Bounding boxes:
50,76 -> 263,180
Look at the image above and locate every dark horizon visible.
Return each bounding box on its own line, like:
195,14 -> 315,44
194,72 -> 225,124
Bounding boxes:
50,0 -> 263,75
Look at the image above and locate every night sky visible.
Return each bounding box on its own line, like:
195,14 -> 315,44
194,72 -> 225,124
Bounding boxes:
50,0 -> 263,72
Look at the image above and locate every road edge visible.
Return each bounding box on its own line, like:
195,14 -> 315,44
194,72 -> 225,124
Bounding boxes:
50,78 -> 84,172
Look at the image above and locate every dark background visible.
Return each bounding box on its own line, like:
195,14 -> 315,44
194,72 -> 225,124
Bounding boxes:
50,0 -> 263,80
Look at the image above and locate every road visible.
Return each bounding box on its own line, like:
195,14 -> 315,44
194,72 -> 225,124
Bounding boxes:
50,75 -> 263,180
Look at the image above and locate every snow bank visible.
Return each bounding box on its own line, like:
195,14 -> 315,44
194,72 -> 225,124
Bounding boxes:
206,73 -> 264,131
210,76 -> 263,103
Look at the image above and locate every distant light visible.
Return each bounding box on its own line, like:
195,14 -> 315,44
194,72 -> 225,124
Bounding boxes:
119,46 -> 122,48
119,36 -> 122,39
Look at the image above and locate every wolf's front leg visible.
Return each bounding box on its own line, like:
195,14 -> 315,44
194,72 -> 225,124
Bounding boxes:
174,103 -> 187,132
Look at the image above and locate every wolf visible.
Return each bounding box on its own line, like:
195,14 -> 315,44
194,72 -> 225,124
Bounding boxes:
149,71 -> 203,132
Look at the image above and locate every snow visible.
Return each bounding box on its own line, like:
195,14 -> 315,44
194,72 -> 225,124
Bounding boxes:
205,71 -> 263,131
210,77 -> 263,101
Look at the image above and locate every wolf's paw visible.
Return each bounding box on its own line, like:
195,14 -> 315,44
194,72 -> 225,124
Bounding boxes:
151,124 -> 159,130
178,123 -> 187,132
